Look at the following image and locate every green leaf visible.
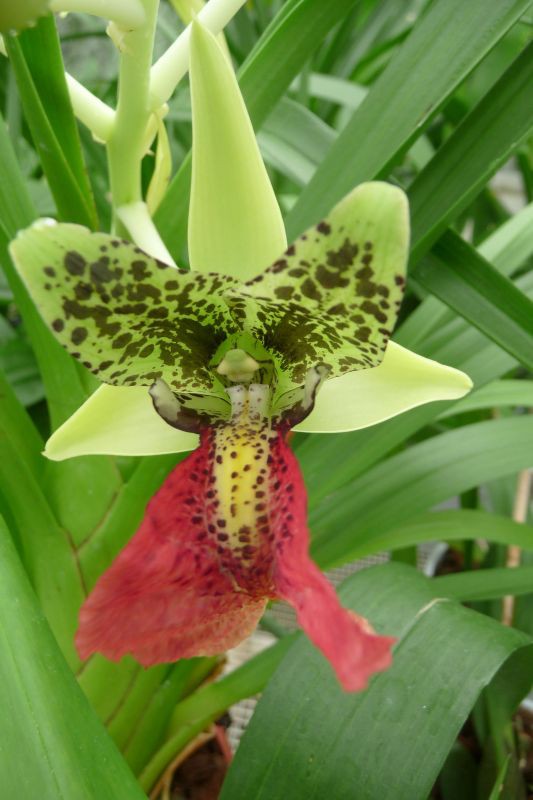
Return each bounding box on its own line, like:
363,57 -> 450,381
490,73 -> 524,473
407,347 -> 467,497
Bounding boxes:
78,453 -> 181,590
9,222 -> 238,393
0,112 -> 89,427
122,657 -> 219,775
409,41 -> 533,262
0,365 -> 43,479
414,231 -> 533,371
397,200 -> 533,353
139,635 -> 296,792
309,416 -> 533,567
433,566 -> 533,602
221,563 -> 533,800
5,16 -> 97,228
340,510 -> 533,563
188,21 -> 286,279
0,421 -> 84,668
0,515 -> 147,800
284,0 -> 531,240
258,98 -> 335,187
0,318 -> 43,406
295,265 -> 533,504
154,0 -> 360,259
438,379 -> 533,419
292,72 -> 367,109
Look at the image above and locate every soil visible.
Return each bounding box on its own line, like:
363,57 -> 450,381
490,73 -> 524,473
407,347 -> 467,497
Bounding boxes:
170,716 -> 232,800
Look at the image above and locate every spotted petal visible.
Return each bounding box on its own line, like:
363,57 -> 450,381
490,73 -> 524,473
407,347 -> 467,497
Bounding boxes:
9,221 -> 239,393
233,181 -> 409,385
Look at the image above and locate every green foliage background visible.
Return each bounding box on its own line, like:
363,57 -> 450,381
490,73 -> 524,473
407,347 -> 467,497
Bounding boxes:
0,0 -> 532,797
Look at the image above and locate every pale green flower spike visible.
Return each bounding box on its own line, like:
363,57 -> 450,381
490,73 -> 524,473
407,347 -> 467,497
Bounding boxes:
9,18 -> 472,461
188,21 -> 287,278
0,0 -> 50,33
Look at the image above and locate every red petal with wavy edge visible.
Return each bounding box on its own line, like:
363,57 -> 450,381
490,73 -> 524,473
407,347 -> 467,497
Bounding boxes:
76,431 -> 266,666
268,434 -> 395,691
77,416 -> 394,690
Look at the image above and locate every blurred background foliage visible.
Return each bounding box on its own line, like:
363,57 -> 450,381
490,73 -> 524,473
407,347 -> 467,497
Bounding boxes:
0,1 -> 532,798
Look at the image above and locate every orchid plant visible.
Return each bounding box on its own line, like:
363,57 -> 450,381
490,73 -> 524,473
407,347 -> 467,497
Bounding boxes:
10,20 -> 471,691
1,0 -> 532,797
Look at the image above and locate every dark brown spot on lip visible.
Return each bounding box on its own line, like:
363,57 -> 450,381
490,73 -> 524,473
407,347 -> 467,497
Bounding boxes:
52,319 -> 64,332
317,221 -> 331,235
44,266 -> 56,277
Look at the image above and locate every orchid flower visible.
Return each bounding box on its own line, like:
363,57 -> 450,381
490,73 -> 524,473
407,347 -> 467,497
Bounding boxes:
9,22 -> 472,692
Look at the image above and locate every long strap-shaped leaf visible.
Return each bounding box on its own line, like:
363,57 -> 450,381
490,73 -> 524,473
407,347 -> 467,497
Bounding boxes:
221,563 -> 533,800
409,41 -> 533,261
0,112 -> 89,427
5,16 -> 97,229
415,232 -> 533,371
309,415 -> 533,567
284,0 -> 531,240
0,515 -> 146,800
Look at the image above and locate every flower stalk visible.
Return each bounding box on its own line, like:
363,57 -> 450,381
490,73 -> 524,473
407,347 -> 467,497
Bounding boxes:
148,0 -> 248,108
106,0 -> 159,228
49,0 -> 146,28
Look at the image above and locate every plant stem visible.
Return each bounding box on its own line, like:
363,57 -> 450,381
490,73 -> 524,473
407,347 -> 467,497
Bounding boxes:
49,0 -> 146,28
502,468 -> 532,625
149,0 -> 247,108
65,73 -> 115,141
106,0 -> 159,228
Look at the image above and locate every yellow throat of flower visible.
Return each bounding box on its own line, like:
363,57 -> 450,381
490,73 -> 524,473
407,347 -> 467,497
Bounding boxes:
211,384 -> 274,555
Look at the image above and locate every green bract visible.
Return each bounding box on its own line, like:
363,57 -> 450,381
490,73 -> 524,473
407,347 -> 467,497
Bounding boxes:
9,20 -> 472,460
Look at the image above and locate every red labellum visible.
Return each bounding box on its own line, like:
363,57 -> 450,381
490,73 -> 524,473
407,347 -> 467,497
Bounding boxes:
76,423 -> 394,691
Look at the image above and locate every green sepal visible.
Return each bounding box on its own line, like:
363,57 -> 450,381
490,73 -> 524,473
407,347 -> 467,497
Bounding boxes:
234,181 -> 409,384
9,221 -> 239,394
188,20 -> 286,279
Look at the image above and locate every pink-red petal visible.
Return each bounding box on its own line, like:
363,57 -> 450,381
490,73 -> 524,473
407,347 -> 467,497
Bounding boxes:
268,433 -> 395,691
76,435 -> 266,666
